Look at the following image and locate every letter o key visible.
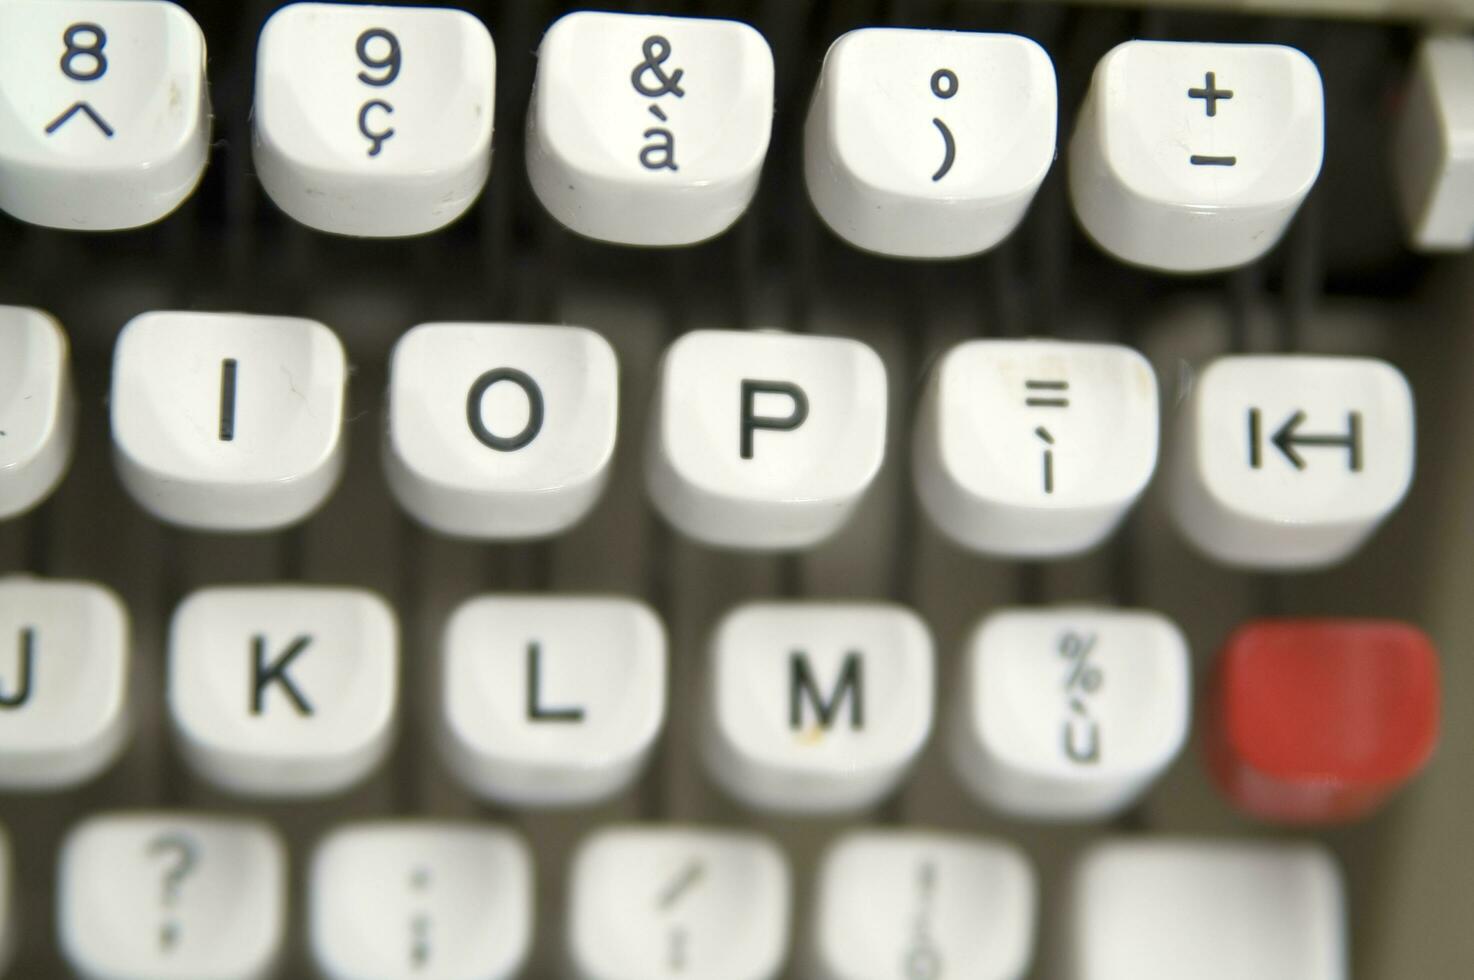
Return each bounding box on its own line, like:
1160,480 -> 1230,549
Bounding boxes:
467,368 -> 544,452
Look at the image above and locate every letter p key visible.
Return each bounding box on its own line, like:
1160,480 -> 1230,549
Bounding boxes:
647,330 -> 888,549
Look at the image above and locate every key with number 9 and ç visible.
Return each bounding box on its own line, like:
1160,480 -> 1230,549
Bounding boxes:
253,2 -> 496,237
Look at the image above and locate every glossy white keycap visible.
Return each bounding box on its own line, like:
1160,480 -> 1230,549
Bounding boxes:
0,826 -> 12,977
0,0 -> 209,230
254,2 -> 496,237
167,585 -> 398,798
385,323 -> 619,539
527,11 -> 774,246
1394,37 -> 1474,251
646,329 -> 887,549
810,831 -> 1036,980
439,595 -> 666,808
1064,840 -> 1347,980
805,28 -> 1057,258
568,826 -> 790,980
110,311 -> 348,531
1069,40 -> 1324,272
310,822 -> 533,980
0,306 -> 75,519
58,812 -> 287,980
1168,355 -> 1415,568
949,608 -> 1191,821
702,602 -> 933,813
0,577 -> 129,790
914,339 -> 1159,557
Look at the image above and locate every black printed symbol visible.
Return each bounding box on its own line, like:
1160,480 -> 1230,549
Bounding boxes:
657,859 -> 705,973
218,359 -> 238,442
356,28 -> 402,87
356,28 -> 401,157
902,862 -> 943,980
1036,427 -> 1055,494
1025,378 -> 1070,408
631,35 -> 686,98
930,69 -> 958,100
44,101 -> 113,138
633,34 -> 685,171
358,99 -> 395,157
61,23 -> 108,82
408,866 -> 431,969
929,69 -> 959,182
1248,408 -> 1363,472
1188,71 -> 1233,117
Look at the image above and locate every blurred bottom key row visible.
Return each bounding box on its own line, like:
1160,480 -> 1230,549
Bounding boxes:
0,591 -> 1441,980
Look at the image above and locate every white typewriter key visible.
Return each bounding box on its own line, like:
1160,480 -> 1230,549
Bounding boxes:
0,578 -> 129,791
646,330 -> 887,549
810,831 -> 1036,980
1064,840 -> 1347,980
58,813 -> 287,980
913,339 -> 1158,557
1394,37 -> 1474,251
0,1 -> 209,230
568,826 -> 790,980
527,11 -> 774,246
702,602 -> 933,814
0,307 -> 75,519
167,586 -> 398,798
949,608 -> 1190,821
1069,41 -> 1324,272
310,822 -> 533,980
110,311 -> 347,531
439,595 -> 666,807
805,28 -> 1057,259
385,323 -> 619,539
253,3 -> 496,237
1168,355 -> 1415,568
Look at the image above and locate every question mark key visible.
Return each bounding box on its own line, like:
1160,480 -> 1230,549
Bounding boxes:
57,814 -> 286,980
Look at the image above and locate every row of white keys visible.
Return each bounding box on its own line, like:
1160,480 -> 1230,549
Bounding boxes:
32,10 -> 1474,266
1,304 -> 1420,569
48,819 -> 1347,980
0,303 -> 1420,568
0,2 -> 1336,270
1,580 -> 1190,819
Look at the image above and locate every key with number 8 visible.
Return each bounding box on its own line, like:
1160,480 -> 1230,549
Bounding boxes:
254,3 -> 497,237
0,0 -> 210,230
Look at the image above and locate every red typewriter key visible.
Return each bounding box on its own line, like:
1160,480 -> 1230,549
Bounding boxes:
1204,619 -> 1440,824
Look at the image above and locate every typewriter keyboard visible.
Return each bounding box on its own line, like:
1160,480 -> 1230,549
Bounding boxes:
0,1 -> 1470,978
